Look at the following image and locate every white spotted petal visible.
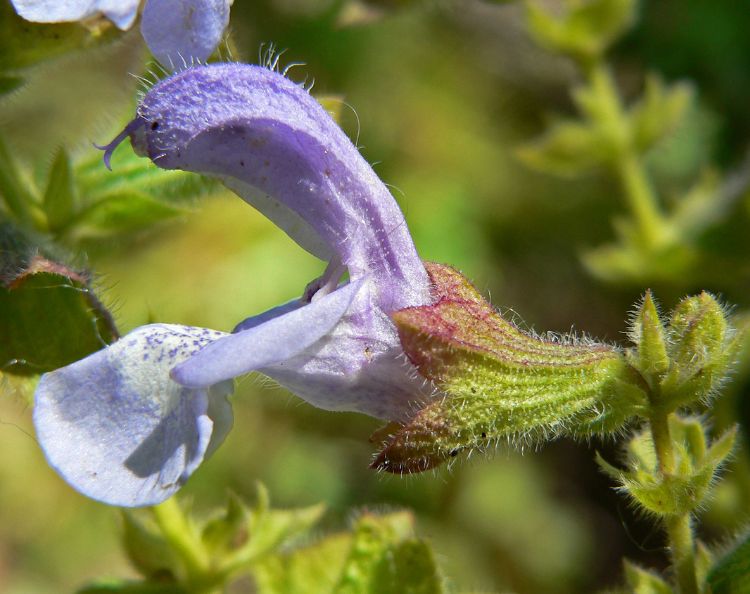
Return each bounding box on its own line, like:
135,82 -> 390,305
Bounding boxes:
33,324 -> 232,507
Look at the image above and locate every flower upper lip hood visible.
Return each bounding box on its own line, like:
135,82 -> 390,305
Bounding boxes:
34,62 -> 435,506
118,64 -> 430,308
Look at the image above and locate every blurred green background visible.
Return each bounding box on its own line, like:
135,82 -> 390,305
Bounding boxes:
1,1 -> 749,592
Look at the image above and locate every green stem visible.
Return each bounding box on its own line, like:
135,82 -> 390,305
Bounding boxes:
151,498 -> 213,590
584,62 -> 667,249
615,152 -> 666,249
650,410 -> 675,475
648,412 -> 699,594
665,514 -> 700,594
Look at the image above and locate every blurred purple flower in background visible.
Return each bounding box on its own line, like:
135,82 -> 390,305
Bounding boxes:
34,63 -> 435,507
10,0 -> 231,69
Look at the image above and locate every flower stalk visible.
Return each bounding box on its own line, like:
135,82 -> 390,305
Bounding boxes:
151,498 -> 210,580
648,410 -> 699,594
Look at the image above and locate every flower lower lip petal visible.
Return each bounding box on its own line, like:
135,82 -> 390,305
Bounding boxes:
33,324 -> 231,507
171,279 -> 365,388
10,0 -> 141,29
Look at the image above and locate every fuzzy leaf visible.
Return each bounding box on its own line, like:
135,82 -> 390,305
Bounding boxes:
627,291 -> 669,387
601,418 -> 736,516
374,263 -> 646,473
708,531 -> 750,594
61,145 -> 217,240
0,224 -> 118,375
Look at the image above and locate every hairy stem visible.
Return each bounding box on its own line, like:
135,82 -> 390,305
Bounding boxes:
649,412 -> 699,594
665,514 -> 699,594
650,410 -> 675,475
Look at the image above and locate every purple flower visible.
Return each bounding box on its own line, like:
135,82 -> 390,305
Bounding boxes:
10,0 -> 230,69
35,63 -> 434,507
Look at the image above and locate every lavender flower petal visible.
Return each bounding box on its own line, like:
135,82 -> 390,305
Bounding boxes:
141,0 -> 230,70
34,324 -> 232,507
11,0 -> 141,29
172,279 -> 363,388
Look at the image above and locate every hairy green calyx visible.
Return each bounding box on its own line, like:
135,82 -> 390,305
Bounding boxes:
373,263 -> 647,473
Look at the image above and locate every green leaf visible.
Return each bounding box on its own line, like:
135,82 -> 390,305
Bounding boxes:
241,484 -> 326,563
0,134 -> 41,227
61,145 -> 218,240
517,119 -> 611,176
254,533 -> 353,594
627,291 -> 669,387
600,417 -> 736,516
623,560 -> 672,594
43,147 -> 76,230
708,531 -> 750,594
200,493 -> 249,558
255,512 -> 443,594
0,223 -> 118,375
374,262 -> 647,473
332,512 -> 443,594
525,0 -> 637,62
629,76 -> 693,153
76,146 -> 216,207
66,191 -> 186,239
